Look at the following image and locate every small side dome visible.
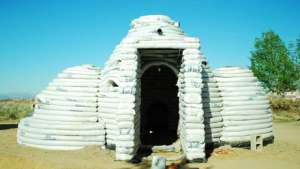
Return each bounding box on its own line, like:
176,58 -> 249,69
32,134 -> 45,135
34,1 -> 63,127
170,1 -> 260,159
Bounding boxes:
214,67 -> 273,143
17,65 -> 104,150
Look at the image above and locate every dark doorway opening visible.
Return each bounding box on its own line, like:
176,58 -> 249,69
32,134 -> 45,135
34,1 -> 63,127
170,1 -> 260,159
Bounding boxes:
140,65 -> 179,146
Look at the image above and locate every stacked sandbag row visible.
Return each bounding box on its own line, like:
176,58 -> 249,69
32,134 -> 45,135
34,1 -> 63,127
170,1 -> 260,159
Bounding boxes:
116,48 -> 141,160
214,67 -> 273,143
17,65 -> 105,150
122,15 -> 200,49
201,60 -> 223,144
99,56 -> 121,147
99,35 -> 141,160
100,46 -> 141,160
177,49 -> 206,161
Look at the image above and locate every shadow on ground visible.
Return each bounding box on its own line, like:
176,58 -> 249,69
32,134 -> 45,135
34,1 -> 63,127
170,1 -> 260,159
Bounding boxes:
0,124 -> 17,130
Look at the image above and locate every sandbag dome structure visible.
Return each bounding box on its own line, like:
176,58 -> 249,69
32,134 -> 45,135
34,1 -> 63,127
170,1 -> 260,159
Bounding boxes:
214,67 -> 273,143
16,15 -> 274,163
99,15 -> 207,161
17,65 -> 105,150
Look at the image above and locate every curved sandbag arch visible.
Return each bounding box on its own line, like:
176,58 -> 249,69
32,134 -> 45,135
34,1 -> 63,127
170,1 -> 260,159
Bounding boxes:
140,61 -> 179,77
140,64 -> 179,146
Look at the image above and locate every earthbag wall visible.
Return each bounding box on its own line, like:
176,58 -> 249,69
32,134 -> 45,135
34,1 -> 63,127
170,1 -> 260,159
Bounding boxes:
17,65 -> 105,150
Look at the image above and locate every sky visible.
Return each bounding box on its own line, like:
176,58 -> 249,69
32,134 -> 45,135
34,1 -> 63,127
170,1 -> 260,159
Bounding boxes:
0,0 -> 299,97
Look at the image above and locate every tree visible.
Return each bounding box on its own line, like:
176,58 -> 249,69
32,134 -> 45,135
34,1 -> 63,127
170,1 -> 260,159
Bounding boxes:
288,35 -> 300,91
294,36 -> 300,70
250,31 -> 299,94
296,36 -> 300,90
288,35 -> 300,68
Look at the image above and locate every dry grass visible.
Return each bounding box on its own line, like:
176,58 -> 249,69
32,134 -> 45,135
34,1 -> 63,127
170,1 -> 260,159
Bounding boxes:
0,99 -> 34,121
269,95 -> 300,121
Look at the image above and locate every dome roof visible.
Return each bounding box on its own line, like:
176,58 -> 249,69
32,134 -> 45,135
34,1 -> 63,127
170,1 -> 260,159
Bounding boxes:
17,65 -> 104,150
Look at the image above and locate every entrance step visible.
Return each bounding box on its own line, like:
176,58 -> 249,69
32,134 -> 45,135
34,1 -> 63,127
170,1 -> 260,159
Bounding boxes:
152,141 -> 181,153
146,152 -> 186,166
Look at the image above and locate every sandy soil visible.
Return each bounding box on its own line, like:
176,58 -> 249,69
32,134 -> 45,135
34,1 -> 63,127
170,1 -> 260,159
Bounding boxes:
0,122 -> 300,169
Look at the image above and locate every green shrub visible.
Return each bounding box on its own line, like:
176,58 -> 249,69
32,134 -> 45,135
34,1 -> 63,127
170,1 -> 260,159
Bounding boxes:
270,95 -> 300,121
0,99 -> 34,121
270,96 -> 300,113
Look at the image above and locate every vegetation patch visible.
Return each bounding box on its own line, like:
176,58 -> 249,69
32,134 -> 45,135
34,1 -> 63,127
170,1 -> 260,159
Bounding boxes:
269,96 -> 300,121
0,99 -> 34,121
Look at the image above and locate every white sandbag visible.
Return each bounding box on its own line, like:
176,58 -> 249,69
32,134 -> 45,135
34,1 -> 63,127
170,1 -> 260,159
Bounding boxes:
223,104 -> 269,111
222,100 -> 269,106
181,107 -> 203,113
182,94 -> 202,104
65,65 -> 100,71
115,153 -> 134,161
41,90 -> 98,97
34,109 -> 98,117
19,132 -> 104,141
100,92 -> 121,98
37,94 -> 98,102
219,86 -> 263,91
37,99 -> 97,107
63,69 -> 100,75
116,147 -> 135,154
220,91 -> 266,97
223,123 -> 272,132
58,73 -> 99,79
17,140 -> 84,150
33,114 -> 98,122
183,116 -> 203,123
222,113 -> 272,121
217,81 -> 261,87
21,118 -> 99,125
221,95 -> 267,101
221,132 -> 273,142
184,123 -> 204,129
18,136 -> 104,146
21,118 -> 103,130
36,104 -> 97,112
215,72 -> 254,78
214,67 -> 249,72
221,110 -> 271,116
223,118 -> 272,126
53,78 -> 100,84
222,127 -> 273,137
19,124 -> 104,136
47,86 -> 99,92
215,76 -> 257,82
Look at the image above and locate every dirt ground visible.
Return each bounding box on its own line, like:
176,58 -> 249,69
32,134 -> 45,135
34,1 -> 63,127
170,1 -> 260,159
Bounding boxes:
0,121 -> 300,169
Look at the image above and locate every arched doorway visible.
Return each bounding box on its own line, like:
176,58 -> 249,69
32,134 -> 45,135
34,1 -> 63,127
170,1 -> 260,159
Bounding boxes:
140,65 -> 179,146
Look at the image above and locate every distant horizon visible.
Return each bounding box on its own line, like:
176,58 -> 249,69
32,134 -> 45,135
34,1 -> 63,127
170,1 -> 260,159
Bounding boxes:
0,92 -> 34,100
1,0 -> 299,96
